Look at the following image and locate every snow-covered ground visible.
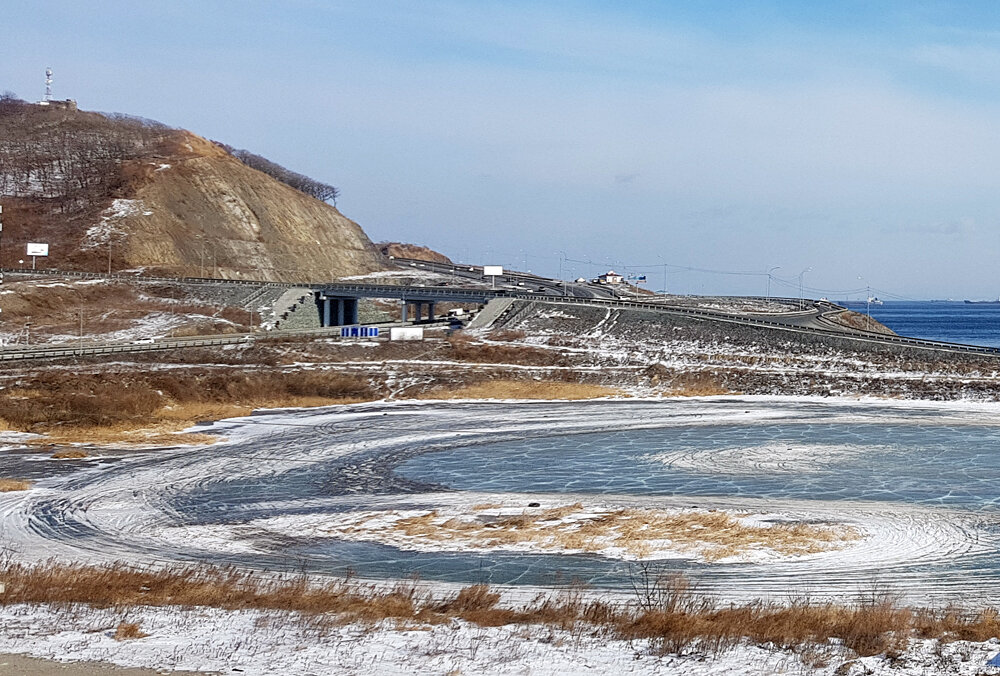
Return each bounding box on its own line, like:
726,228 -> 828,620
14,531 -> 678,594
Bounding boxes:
2,603 -> 1000,675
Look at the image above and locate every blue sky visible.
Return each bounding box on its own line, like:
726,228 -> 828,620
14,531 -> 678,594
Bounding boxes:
5,1 -> 1000,297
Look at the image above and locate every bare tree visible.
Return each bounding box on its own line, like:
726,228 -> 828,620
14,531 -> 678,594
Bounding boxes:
217,144 -> 340,205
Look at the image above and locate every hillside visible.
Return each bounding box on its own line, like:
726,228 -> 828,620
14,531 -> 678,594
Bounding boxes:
378,242 -> 452,264
0,97 -> 384,281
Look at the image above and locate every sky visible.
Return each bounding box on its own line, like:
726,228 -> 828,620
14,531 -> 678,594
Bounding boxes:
5,1 -> 1000,298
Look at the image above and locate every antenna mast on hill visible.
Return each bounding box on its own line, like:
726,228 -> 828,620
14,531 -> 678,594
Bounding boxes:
44,67 -> 53,102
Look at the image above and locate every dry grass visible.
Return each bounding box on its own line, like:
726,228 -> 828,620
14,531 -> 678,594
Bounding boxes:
3,561 -> 999,660
50,449 -> 88,459
418,380 -> 619,401
0,478 -> 32,492
334,505 -> 859,561
113,620 -> 148,641
0,370 -> 377,442
445,334 -> 565,366
487,329 -> 527,342
664,371 -> 736,397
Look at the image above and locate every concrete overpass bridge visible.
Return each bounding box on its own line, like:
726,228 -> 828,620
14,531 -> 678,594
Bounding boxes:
313,283 -> 503,325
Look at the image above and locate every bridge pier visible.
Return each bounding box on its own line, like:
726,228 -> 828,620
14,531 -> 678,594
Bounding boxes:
400,300 -> 435,323
316,294 -> 361,327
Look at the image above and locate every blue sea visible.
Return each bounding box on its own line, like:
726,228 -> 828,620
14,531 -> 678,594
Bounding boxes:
839,300 -> 1000,348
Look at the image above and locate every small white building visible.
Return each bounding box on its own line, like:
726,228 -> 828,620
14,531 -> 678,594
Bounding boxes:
598,270 -> 624,285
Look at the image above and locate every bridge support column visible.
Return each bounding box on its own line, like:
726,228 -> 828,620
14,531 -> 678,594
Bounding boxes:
427,301 -> 436,321
401,301 -> 409,322
316,294 -> 362,327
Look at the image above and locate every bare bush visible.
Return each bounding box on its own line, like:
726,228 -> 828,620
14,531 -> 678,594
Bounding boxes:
113,620 -> 148,640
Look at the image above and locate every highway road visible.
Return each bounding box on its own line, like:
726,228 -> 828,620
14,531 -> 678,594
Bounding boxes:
3,262 -> 1000,361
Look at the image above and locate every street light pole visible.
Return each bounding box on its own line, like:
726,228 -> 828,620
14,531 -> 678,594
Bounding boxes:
656,255 -> 668,296
554,250 -> 566,279
866,285 -> 872,331
766,266 -> 781,300
858,275 -> 872,331
798,267 -> 812,310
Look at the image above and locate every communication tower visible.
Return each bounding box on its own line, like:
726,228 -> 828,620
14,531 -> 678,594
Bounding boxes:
44,67 -> 53,102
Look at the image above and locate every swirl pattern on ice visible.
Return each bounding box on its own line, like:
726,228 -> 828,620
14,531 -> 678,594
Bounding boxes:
3,396 -> 1000,605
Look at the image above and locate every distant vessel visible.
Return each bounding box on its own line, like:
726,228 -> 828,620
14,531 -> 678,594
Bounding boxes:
964,298 -> 1000,305
867,296 -> 883,305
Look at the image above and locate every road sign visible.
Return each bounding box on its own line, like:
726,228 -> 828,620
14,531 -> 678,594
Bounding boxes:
482,265 -> 503,277
26,243 -> 48,256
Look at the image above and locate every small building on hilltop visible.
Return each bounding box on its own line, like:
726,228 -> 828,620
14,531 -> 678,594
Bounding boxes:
36,99 -> 78,111
598,270 -> 624,285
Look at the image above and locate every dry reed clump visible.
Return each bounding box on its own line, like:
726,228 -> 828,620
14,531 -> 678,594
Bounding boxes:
417,380 -> 619,401
335,505 -> 859,561
3,561 -> 999,660
113,620 -> 148,640
0,478 -> 32,492
50,449 -> 88,459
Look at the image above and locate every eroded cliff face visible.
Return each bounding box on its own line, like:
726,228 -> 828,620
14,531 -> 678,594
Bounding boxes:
111,133 -> 383,281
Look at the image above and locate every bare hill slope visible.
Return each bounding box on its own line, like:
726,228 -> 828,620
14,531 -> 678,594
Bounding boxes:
0,98 -> 383,281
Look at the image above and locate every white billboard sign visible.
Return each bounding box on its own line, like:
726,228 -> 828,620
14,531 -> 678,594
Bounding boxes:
26,243 -> 49,256
482,265 -> 503,277
390,327 -> 424,341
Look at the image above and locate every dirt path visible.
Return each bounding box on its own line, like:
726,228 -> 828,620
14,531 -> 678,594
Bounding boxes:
0,654 -> 204,675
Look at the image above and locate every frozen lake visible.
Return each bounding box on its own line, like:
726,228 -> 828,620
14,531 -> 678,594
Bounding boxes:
397,422 -> 1000,508
6,397 -> 1000,604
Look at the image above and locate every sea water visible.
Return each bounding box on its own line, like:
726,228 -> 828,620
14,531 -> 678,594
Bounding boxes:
843,300 -> 1000,347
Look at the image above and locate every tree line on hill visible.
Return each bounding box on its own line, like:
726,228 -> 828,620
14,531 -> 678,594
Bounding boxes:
216,144 -> 340,206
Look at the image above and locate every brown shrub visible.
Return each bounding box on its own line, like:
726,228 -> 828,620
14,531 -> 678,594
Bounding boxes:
113,620 -> 148,640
